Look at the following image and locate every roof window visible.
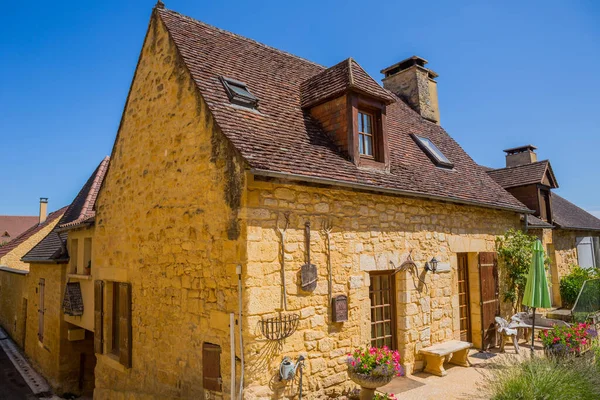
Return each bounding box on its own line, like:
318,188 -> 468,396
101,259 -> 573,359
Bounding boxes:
412,134 -> 453,168
220,77 -> 258,109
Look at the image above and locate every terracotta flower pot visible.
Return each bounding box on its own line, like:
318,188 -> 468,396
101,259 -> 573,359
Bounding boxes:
348,370 -> 394,400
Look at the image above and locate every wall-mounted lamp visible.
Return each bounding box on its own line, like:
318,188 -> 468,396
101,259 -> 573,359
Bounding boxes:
425,257 -> 439,273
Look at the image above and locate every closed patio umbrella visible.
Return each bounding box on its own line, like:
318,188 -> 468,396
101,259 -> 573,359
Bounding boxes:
522,239 -> 552,353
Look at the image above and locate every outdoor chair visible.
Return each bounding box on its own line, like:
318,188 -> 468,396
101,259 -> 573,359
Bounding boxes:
495,316 -> 520,353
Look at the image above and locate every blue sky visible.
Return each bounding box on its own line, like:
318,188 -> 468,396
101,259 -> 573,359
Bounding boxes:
1,0 -> 599,216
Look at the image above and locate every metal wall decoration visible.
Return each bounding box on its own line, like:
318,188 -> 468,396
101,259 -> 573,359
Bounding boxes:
300,221 -> 317,292
332,295 -> 348,322
277,212 -> 290,310
260,313 -> 299,341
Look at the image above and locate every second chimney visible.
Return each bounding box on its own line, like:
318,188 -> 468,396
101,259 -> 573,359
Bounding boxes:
504,145 -> 538,168
381,56 -> 440,124
39,198 -> 48,224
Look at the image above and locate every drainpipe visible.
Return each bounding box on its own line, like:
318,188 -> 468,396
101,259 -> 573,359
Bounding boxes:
237,264 -> 244,400
230,312 -> 236,400
523,214 -> 529,233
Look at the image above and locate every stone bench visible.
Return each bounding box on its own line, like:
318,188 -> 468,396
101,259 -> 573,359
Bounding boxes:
419,340 -> 472,377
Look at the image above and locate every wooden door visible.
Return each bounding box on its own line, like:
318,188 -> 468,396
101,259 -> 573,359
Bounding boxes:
457,253 -> 471,342
369,272 -> 396,349
479,252 -> 499,350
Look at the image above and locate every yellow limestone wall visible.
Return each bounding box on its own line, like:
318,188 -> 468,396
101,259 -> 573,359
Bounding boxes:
0,269 -> 28,347
0,215 -> 63,271
63,227 -> 95,332
93,12 -> 246,400
242,177 -> 520,399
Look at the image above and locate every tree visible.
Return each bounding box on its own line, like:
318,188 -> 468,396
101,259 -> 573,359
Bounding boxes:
495,229 -> 546,313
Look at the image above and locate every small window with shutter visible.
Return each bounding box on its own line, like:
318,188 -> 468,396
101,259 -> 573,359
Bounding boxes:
105,281 -> 132,367
202,343 -> 222,392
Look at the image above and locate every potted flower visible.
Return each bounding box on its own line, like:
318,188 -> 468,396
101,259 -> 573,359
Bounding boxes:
347,346 -> 403,400
541,323 -> 597,357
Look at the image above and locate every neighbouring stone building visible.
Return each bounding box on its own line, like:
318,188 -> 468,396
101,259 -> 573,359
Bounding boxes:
91,4 -> 532,399
487,145 -> 600,306
0,200 -> 65,271
0,157 -> 110,397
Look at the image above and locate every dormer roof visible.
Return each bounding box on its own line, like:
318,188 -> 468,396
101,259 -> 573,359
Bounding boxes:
300,58 -> 395,108
486,160 -> 558,189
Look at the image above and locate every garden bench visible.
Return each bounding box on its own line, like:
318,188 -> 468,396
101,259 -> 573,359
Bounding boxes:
419,340 -> 472,377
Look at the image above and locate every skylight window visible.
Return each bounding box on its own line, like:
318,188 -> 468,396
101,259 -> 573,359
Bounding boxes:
412,134 -> 453,168
220,77 -> 258,109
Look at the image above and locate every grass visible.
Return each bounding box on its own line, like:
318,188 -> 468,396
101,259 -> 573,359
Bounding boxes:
479,354 -> 600,400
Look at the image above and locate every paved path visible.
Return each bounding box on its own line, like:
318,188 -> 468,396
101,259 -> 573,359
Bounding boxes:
0,343 -> 37,400
381,344 -> 541,400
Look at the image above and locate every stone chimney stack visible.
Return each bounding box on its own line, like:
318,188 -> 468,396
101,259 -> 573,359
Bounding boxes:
504,145 -> 538,168
381,56 -> 440,124
39,198 -> 48,224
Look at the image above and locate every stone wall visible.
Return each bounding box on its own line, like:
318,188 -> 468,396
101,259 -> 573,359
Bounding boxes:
0,216 -> 62,271
24,263 -> 66,392
242,176 -> 520,398
0,268 -> 28,347
93,11 -> 246,400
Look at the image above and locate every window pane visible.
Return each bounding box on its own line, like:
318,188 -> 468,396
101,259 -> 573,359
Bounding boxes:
416,135 -> 451,165
364,135 -> 373,156
358,113 -> 364,133
364,114 -> 372,134
359,134 -> 365,154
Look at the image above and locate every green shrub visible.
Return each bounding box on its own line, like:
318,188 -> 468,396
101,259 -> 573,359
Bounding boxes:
496,229 -> 547,312
559,266 -> 598,308
480,355 -> 600,400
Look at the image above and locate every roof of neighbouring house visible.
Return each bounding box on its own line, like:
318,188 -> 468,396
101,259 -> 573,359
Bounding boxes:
150,7 -> 529,213
551,194 -> 600,231
22,157 -> 110,263
0,207 -> 67,258
486,160 -> 558,189
525,214 -> 554,229
0,216 -> 39,244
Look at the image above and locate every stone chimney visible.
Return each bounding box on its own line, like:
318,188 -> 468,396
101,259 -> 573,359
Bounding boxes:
39,198 -> 48,224
504,145 -> 538,168
381,56 -> 440,124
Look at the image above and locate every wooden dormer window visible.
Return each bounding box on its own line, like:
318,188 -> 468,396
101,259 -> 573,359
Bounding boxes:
358,111 -> 374,157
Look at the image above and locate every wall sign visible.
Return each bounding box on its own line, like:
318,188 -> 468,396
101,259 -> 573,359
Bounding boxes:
332,295 -> 348,322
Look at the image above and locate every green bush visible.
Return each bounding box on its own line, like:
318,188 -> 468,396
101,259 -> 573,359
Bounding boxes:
559,266 -> 598,308
480,355 -> 600,400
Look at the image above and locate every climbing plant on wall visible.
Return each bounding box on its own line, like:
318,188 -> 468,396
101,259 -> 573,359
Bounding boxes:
496,229 -> 547,313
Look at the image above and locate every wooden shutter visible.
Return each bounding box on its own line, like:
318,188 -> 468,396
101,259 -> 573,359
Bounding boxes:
118,282 -> 132,368
202,343 -> 222,392
38,279 -> 45,342
479,252 -> 499,350
94,280 -> 104,354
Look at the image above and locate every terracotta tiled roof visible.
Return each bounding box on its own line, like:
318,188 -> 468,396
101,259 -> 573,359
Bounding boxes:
155,8 -> 529,213
0,207 -> 67,258
58,156 -> 109,229
486,160 -> 558,189
552,194 -> 600,231
22,157 -> 110,263
300,58 -> 395,108
0,216 -> 38,244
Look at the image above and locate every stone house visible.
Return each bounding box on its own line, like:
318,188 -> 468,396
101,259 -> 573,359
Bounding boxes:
90,4 -> 533,399
0,199 -> 65,270
487,145 -> 600,306
0,157 -> 109,397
